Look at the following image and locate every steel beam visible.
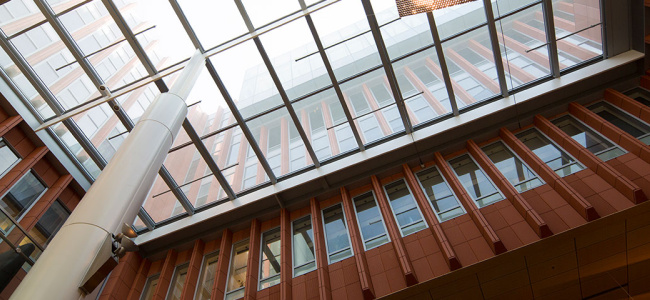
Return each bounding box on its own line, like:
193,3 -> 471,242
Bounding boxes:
426,13 -> 460,116
542,0 -> 561,77
234,0 -> 320,167
101,0 -> 158,76
300,0 -> 365,150
360,0 -> 412,134
138,207 -> 156,231
205,60 -> 278,183
34,0 -> 107,92
482,0 -> 510,97
182,119 -> 237,200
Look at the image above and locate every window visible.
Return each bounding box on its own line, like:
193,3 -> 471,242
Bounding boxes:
516,128 -> 584,177
352,191 -> 390,250
0,171 -> 46,232
383,179 -> 427,236
27,200 -> 69,246
140,274 -> 159,300
552,115 -> 626,161
0,139 -> 20,177
195,251 -> 219,300
415,166 -> 465,222
166,263 -> 189,300
588,101 -> 650,145
292,215 -> 316,277
259,227 -> 281,290
321,204 -> 353,264
225,240 -> 249,300
449,154 -> 505,208
482,141 -> 544,193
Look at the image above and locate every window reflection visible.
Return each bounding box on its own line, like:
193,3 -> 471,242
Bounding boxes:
225,240 -> 249,300
0,171 -> 46,232
259,227 -> 281,290
292,215 -> 316,277
352,191 -> 390,250
383,179 -> 427,236
516,128 -> 584,177
552,115 -> 625,161
449,154 -> 504,207
0,139 -> 19,177
482,141 -> 544,193
322,204 -> 353,263
195,251 -> 219,300
416,167 -> 465,222
589,102 -> 650,145
166,263 -> 189,300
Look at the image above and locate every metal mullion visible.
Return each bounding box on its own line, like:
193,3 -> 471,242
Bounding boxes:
234,0 -> 320,167
205,59 -> 277,184
542,0 -> 561,77
182,120 -> 236,200
138,207 -> 155,231
101,0 -> 158,76
251,37 -> 320,167
302,10 -> 365,150
159,165 -> 194,216
360,0 -> 412,134
34,0 -> 107,91
0,28 -> 108,169
482,0 -> 509,98
426,13 -> 459,116
168,0 -> 204,52
167,0 -> 250,196
0,231 -> 35,265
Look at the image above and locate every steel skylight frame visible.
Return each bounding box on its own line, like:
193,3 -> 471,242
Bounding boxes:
0,0 -> 579,232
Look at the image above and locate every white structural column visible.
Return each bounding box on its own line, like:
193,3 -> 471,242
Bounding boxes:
9,50 -> 205,299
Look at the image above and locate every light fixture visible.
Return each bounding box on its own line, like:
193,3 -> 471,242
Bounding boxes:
395,0 -> 478,17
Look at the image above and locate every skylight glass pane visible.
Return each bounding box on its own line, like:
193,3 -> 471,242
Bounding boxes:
241,0 -> 301,29
258,18 -> 329,101
74,103 -> 124,163
293,88 -> 359,161
141,174 -> 186,223
165,143 -> 228,208
0,1 -> 41,34
52,122 -> 101,179
209,125 -> 269,193
491,0 -> 538,18
121,82 -> 161,124
0,48 -> 56,119
372,0 -> 433,60
176,0 -> 248,50
551,0 -> 602,70
393,49 -> 451,125
118,0 -> 194,71
56,1 -> 149,85
310,0 -> 381,80
246,106 -> 313,177
496,4 -> 551,90
442,25 -> 498,106
133,214 -> 147,231
432,0 -> 486,41
210,42 -> 284,120
184,68 -> 235,135
340,68 -> 402,144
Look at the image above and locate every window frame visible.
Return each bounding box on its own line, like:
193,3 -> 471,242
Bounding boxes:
0,138 -> 21,179
194,250 -> 220,300
258,226 -> 281,291
382,178 -> 428,237
480,140 -> 545,193
351,190 -> 391,251
165,262 -> 190,300
515,127 -> 585,177
447,153 -> 506,208
552,114 -> 627,161
139,273 -> 160,300
588,101 -> 650,144
414,165 -> 466,223
320,202 -> 354,264
291,214 -> 317,278
224,239 -> 250,300
0,170 -> 48,226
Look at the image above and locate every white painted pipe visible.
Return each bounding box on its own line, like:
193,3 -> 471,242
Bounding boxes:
10,50 -> 205,299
